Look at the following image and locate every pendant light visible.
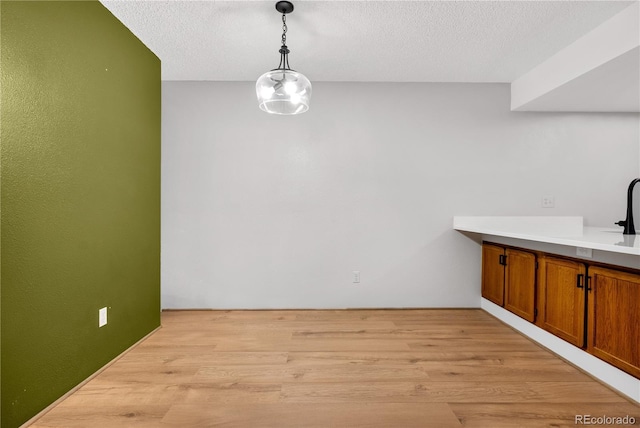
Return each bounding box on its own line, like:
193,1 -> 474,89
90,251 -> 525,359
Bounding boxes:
256,1 -> 311,115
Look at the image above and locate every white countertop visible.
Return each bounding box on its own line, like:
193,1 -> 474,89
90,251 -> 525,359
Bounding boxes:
453,216 -> 640,256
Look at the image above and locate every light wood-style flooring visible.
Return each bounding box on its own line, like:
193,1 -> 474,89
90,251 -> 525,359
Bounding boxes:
31,309 -> 640,427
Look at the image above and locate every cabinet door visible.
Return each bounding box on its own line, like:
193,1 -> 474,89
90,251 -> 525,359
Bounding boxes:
504,249 -> 536,322
538,256 -> 586,347
587,267 -> 640,378
482,244 -> 505,306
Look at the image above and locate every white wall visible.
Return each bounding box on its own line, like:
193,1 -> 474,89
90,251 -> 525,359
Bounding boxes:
161,82 -> 639,309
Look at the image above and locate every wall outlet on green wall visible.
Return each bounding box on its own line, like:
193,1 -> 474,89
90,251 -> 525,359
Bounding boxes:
99,307 -> 108,327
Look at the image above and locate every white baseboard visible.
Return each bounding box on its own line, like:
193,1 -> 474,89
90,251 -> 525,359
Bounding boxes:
481,298 -> 640,404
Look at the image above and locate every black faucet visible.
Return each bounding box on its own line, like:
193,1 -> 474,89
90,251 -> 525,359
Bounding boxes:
615,178 -> 640,235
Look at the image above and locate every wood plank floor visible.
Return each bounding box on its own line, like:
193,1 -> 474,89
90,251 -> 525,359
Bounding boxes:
31,309 -> 640,427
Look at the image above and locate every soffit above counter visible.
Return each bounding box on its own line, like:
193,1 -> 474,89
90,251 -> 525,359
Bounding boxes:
511,2 -> 639,113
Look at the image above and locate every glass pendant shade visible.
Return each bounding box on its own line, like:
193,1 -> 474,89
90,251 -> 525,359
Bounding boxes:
256,69 -> 311,115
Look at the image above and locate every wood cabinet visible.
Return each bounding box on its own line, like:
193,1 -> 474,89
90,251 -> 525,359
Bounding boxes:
504,249 -> 536,322
482,243 -> 536,322
482,244 -> 505,306
587,266 -> 640,378
537,256 -> 586,347
481,242 -> 640,379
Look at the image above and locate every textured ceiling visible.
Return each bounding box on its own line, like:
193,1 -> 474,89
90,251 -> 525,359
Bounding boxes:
100,1 -> 633,82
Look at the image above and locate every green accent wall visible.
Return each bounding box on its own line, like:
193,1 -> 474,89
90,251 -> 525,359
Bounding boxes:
0,2 -> 161,427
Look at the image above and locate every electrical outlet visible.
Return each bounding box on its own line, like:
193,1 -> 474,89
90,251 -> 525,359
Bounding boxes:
576,247 -> 593,258
541,196 -> 555,208
353,271 -> 361,283
99,307 -> 108,327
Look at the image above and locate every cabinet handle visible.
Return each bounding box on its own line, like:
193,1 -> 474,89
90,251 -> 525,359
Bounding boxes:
499,255 -> 507,266
577,274 -> 584,289
586,276 -> 592,292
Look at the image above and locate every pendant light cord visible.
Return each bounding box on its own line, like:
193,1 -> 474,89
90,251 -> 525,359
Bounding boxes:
282,13 -> 287,46
277,13 -> 291,70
